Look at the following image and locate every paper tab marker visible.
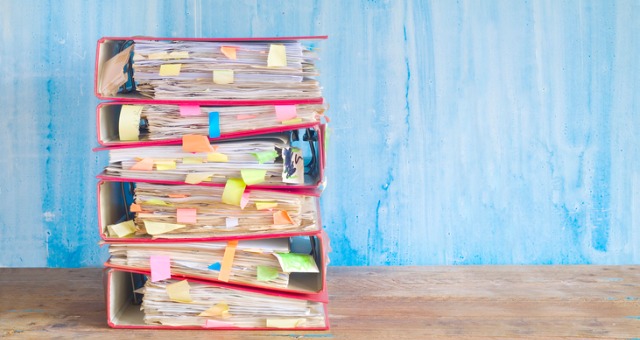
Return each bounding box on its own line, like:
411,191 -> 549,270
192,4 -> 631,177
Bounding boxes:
275,105 -> 297,122
273,210 -> 294,225
129,203 -> 142,212
255,201 -> 278,210
207,152 -> 228,162
218,240 -> 238,282
257,265 -> 279,282
204,320 -> 235,328
179,105 -> 201,117
240,191 -> 250,209
225,217 -> 239,229
209,112 -> 221,138
119,105 -> 143,141
199,302 -> 231,318
176,208 -> 197,224
166,280 -> 192,303
144,221 -> 185,235
241,169 -> 267,185
208,262 -> 221,271
159,63 -> 182,76
252,150 -> 278,164
182,134 -> 214,153
107,220 -> 136,238
150,255 -> 171,282
213,69 -> 234,84
155,160 -> 176,171
221,178 -> 246,206
267,44 -> 287,67
221,46 -> 237,60
130,157 -> 154,171
185,172 -> 214,184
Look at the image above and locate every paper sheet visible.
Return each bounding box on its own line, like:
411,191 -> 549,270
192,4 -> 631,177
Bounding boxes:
266,318 -> 305,328
282,147 -> 304,184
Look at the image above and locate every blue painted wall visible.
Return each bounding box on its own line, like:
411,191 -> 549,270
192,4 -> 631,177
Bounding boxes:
1,0 -> 639,267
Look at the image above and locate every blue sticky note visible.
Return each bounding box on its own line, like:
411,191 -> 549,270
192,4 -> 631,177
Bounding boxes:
208,262 -> 221,271
209,112 -> 220,138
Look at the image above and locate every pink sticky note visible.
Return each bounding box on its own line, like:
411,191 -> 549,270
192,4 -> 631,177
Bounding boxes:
240,191 -> 250,210
204,319 -> 235,328
179,105 -> 201,116
150,255 -> 171,282
274,105 -> 297,122
176,208 -> 197,224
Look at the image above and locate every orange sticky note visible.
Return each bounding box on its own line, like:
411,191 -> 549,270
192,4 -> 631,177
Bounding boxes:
130,158 -> 154,171
273,210 -> 294,225
168,194 -> 190,198
182,135 -> 214,153
218,240 -> 238,282
221,46 -> 237,59
130,203 -> 142,212
176,208 -> 197,224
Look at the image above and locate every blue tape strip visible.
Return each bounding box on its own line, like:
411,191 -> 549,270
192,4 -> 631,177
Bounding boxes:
209,111 -> 221,138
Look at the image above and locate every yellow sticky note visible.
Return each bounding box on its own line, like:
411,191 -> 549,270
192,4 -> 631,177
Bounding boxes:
266,318 -> 305,328
119,105 -> 143,141
183,157 -> 204,164
221,178 -> 246,206
213,69 -> 234,84
155,160 -> 177,171
148,52 -> 169,60
267,44 -> 287,67
185,172 -> 214,184
199,302 -> 231,318
130,158 -> 154,171
241,169 -> 267,185
207,152 -> 229,162
282,118 -> 303,125
183,134 -> 214,153
218,240 -> 238,282
255,201 -> 278,210
166,280 -> 192,303
107,220 -> 136,238
169,51 -> 189,59
159,64 -> 181,76
144,221 -> 186,235
221,46 -> 237,60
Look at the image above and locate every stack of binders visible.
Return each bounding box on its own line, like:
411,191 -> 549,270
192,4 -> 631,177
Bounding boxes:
93,36 -> 330,330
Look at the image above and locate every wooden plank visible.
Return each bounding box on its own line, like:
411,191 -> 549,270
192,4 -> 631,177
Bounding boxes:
1,266 -> 639,339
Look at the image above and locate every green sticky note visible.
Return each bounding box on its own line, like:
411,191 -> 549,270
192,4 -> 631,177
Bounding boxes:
221,178 -> 246,206
274,253 -> 319,273
106,220 -> 136,238
252,150 -> 278,164
256,265 -> 280,282
144,199 -> 171,206
241,169 -> 267,185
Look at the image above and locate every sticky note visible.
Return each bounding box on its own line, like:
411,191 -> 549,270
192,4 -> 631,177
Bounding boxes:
198,302 -> 230,318
221,178 -> 246,206
240,191 -> 250,209
119,105 -> 143,141
204,320 -> 234,328
182,134 -> 214,153
221,46 -> 237,59
107,220 -> 136,238
176,208 -> 197,224
129,204 -> 142,212
166,280 -> 192,303
168,194 -> 190,198
282,118 -> 303,125
145,199 -> 171,206
185,172 -> 214,184
267,44 -> 287,67
130,157 -> 154,171
241,169 -> 267,185
266,318 -> 305,328
144,221 -> 185,235
208,262 -> 221,271
252,150 -> 278,164
159,63 -> 181,76
155,160 -> 176,171
148,52 -> 169,60
255,201 -> 278,210
274,253 -> 319,273
209,112 -> 220,138
282,147 -> 304,184
213,69 -> 234,84
218,240 -> 238,282
236,114 -> 257,120
168,51 -> 189,59
179,105 -> 201,117
207,152 -> 228,162
257,265 -> 280,281
182,157 -> 204,164
274,105 -> 297,122
273,210 -> 294,225
225,217 -> 238,229
150,255 -> 171,282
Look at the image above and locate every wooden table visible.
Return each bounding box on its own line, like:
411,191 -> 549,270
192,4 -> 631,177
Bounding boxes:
1,266 -> 639,339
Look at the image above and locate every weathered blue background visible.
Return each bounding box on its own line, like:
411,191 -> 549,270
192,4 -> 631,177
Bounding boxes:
1,0 -> 639,267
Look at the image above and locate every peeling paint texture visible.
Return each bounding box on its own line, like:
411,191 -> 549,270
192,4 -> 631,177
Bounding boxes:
1,0 -> 639,267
